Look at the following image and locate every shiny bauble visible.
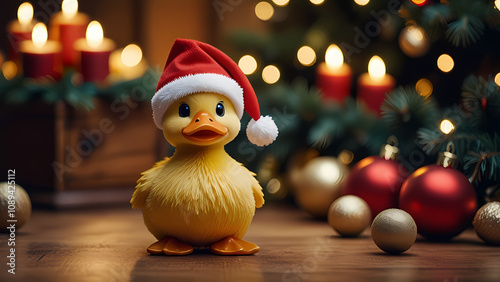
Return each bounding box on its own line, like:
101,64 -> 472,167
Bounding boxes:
371,208 -> 417,254
399,25 -> 430,57
294,156 -> 349,218
399,165 -> 477,240
341,156 -> 408,219
0,182 -> 32,231
472,202 -> 500,245
328,195 -> 371,237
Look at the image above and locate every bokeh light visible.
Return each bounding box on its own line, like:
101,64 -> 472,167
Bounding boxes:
238,55 -> 258,75
262,65 -> 280,84
121,44 -> 142,67
255,1 -> 274,21
496,0 -> 500,10
494,72 -> 500,86
272,0 -> 289,7
415,78 -> 433,98
440,119 -> 455,134
297,46 -> 316,67
2,61 -> 17,80
354,0 -> 370,6
411,0 -> 427,6
310,0 -> 325,5
437,54 -> 454,73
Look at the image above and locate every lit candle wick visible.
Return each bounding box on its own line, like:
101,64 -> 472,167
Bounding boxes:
325,44 -> 343,71
17,2 -> 34,26
62,0 -> 79,19
86,21 -> 103,48
32,23 -> 48,49
368,56 -> 386,81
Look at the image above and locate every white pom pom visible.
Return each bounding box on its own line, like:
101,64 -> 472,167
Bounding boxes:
246,115 -> 278,146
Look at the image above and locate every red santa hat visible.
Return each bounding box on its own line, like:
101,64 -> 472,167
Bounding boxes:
152,38 -> 278,146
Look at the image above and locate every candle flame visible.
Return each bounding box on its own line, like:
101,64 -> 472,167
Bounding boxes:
325,44 -> 343,70
86,21 -> 103,48
62,0 -> 78,19
368,55 -> 386,81
17,2 -> 34,25
32,23 -> 48,49
121,44 -> 143,67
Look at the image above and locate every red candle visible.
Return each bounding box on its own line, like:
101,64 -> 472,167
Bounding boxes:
20,23 -> 62,80
50,0 -> 89,67
74,21 -> 115,82
316,44 -> 352,103
357,56 -> 395,116
6,3 -> 36,70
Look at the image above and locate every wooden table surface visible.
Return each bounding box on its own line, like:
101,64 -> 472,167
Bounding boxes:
1,203 -> 499,282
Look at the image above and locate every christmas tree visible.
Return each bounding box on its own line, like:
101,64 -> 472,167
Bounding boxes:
225,0 -> 500,202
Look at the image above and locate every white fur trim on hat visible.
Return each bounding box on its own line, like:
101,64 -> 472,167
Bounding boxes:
152,73 -> 244,129
246,115 -> 278,147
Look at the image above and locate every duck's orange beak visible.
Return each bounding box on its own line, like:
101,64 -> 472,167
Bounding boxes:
182,111 -> 228,143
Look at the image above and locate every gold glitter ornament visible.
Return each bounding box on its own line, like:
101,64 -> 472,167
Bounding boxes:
473,201 -> 500,245
371,208 -> 417,254
328,195 -> 371,236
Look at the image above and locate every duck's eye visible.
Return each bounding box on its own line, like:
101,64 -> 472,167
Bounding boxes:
216,102 -> 225,117
179,103 -> 190,118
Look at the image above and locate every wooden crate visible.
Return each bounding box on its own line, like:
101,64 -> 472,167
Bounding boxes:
0,99 -> 169,208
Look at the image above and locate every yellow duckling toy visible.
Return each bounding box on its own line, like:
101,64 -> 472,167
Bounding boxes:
131,39 -> 278,255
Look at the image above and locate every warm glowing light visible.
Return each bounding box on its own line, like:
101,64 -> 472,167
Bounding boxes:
318,159 -> 341,184
255,2 -> 274,21
495,72 -> 500,86
437,54 -> 454,73
262,65 -> 280,84
406,25 -> 424,45
338,149 -> 354,166
17,2 -> 34,25
411,0 -> 427,6
86,21 -> 103,48
310,0 -> 325,5
297,46 -> 316,67
440,119 -> 455,134
121,44 -> 142,67
62,0 -> 78,18
266,178 -> 282,194
354,0 -> 370,6
238,55 -> 258,75
325,44 -> 343,70
496,0 -> 500,10
368,55 -> 386,81
272,0 -> 289,6
2,61 -> 18,80
32,23 -> 48,49
415,78 -> 433,98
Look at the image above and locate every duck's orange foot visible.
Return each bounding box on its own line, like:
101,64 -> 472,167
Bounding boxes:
209,236 -> 260,255
147,236 -> 193,256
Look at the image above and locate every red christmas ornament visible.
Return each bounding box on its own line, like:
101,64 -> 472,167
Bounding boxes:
399,144 -> 477,240
342,137 -> 408,218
